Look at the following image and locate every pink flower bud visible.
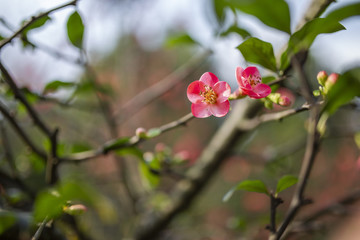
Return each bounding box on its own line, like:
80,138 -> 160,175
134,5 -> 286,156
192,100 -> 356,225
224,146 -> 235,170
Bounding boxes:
325,73 -> 339,90
174,150 -> 190,161
279,96 -> 291,107
317,71 -> 328,86
63,204 -> 87,216
135,128 -> 147,138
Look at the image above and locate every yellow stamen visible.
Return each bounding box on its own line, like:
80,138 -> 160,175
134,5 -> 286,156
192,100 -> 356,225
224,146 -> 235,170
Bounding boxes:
200,85 -> 217,104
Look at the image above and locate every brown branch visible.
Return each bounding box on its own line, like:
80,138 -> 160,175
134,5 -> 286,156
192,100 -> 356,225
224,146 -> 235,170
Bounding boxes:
0,61 -> 53,137
0,100 -> 47,160
269,55 -> 322,240
0,0 -> 78,49
60,112 -> 195,162
115,50 -> 212,123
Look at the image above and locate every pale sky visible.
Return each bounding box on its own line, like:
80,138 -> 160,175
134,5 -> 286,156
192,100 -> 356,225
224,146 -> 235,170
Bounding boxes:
0,0 -> 359,92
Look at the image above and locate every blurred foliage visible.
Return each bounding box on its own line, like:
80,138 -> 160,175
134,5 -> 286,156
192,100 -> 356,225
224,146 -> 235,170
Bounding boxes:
0,0 -> 360,240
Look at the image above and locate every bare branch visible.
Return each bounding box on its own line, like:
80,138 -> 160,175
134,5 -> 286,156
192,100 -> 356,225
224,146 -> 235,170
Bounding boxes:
0,100 -> 47,159
0,61 -> 53,137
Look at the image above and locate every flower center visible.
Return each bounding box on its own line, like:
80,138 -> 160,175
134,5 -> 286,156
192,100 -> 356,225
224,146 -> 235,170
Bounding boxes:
248,74 -> 262,87
200,85 -> 217,104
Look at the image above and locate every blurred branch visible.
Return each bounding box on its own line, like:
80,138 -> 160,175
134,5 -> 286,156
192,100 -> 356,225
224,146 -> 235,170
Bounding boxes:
31,217 -> 48,240
61,112 -> 194,162
286,189 -> 360,238
115,50 -> 212,123
0,120 -> 17,178
0,0 -> 78,49
0,100 -> 47,160
0,61 -> 53,137
270,57 -> 322,240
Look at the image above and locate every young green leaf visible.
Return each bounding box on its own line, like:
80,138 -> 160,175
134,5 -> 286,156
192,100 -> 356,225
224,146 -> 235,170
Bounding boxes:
220,25 -> 251,39
67,11 -> 84,49
22,15 -> 51,36
223,179 -> 269,202
276,175 -> 298,194
229,0 -> 291,34
237,37 -> 277,72
280,18 -> 345,70
0,212 -> 16,234
323,67 -> 360,115
325,3 -> 360,22
147,128 -> 161,138
43,80 -> 75,94
166,33 -> 197,48
103,137 -> 131,152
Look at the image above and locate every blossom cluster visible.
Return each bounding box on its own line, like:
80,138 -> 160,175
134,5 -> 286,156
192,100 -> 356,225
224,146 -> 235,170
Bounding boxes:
187,66 -> 274,118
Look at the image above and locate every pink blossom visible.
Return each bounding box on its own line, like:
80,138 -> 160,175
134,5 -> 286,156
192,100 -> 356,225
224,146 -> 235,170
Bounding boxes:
187,72 -> 231,118
235,66 -> 271,99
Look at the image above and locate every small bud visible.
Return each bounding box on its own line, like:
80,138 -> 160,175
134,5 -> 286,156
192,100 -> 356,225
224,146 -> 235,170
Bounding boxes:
278,96 -> 291,107
317,71 -> 328,86
313,89 -> 321,97
173,150 -> 190,164
325,73 -> 339,90
63,204 -> 87,216
135,128 -> 147,138
267,93 -> 281,104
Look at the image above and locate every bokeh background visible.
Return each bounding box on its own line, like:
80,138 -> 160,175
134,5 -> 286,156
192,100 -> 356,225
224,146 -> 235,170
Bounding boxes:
1,0 -> 360,239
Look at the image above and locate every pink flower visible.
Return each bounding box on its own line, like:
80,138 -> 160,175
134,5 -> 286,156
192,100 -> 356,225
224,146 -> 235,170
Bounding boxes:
236,66 -> 271,99
187,72 -> 231,118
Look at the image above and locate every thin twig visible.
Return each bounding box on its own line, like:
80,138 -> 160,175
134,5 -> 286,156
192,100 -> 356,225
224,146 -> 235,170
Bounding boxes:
61,112 -> 195,162
270,57 -> 322,240
31,217 -> 48,240
0,0 -> 78,49
0,100 -> 47,159
0,61 -> 53,137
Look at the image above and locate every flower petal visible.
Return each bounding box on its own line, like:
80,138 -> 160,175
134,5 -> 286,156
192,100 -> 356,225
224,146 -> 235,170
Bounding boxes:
199,72 -> 218,87
213,81 -> 231,102
249,83 -> 271,99
209,100 -> 230,117
242,66 -> 261,80
187,81 -> 205,103
236,67 -> 245,87
191,102 -> 211,118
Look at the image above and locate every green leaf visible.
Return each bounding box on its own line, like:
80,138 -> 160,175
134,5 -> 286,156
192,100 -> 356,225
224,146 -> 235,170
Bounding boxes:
262,76 -> 276,84
116,146 -> 143,160
67,11 -> 84,48
147,128 -> 161,138
43,80 -> 75,94
229,0 -> 291,34
323,67 -> 360,115
0,34 -> 4,41
325,3 -> 360,22
280,18 -> 345,70
212,0 -> 230,26
220,25 -> 251,39
276,175 -> 298,194
139,154 -> 161,188
22,15 -> 51,36
103,137 -> 131,152
34,191 -> 64,221
166,33 -> 197,48
0,212 -> 16,234
237,37 -> 277,72
223,179 -> 269,202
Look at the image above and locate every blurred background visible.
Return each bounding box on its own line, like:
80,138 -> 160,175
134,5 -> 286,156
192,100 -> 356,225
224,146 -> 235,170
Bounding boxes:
1,0 -> 360,239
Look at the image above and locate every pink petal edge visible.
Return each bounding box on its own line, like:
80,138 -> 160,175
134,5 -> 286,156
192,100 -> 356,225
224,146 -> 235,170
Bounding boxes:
213,81 -> 231,102
209,100 -> 230,117
199,72 -> 219,87
191,102 -> 211,118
